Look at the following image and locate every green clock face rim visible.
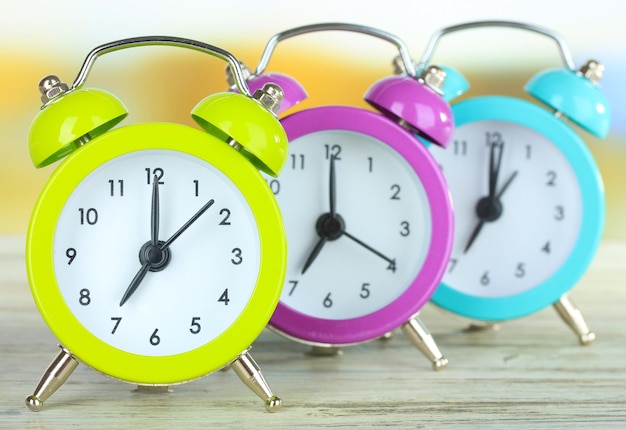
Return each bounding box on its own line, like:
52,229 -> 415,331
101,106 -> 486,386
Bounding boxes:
26,123 -> 287,384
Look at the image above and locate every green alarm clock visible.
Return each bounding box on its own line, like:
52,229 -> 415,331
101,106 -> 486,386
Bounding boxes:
25,36 -> 288,412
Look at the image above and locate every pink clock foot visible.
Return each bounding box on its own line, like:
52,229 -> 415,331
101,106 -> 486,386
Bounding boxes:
402,317 -> 448,370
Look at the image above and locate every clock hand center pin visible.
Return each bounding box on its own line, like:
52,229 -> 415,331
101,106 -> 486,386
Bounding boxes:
120,175 -> 214,306
301,154 -> 396,274
464,142 -> 518,253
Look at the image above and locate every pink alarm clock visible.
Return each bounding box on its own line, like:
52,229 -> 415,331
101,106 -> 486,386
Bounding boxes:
244,23 -> 456,369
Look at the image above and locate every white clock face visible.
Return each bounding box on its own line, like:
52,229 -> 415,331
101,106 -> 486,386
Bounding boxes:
53,150 -> 261,356
429,120 -> 582,298
267,130 -> 432,320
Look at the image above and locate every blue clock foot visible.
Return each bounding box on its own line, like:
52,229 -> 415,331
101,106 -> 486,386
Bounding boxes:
554,294 -> 596,346
463,321 -> 500,332
579,332 -> 596,345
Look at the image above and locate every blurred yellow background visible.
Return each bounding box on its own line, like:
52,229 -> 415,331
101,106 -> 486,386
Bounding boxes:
1,0 -> 624,239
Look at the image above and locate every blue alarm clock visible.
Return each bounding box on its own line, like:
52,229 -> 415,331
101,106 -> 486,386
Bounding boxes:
420,21 -> 611,344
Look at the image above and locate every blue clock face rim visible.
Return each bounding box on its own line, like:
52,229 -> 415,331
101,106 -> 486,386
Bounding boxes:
430,96 -> 605,321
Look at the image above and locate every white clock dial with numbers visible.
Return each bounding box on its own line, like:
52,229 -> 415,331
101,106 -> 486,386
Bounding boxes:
430,120 -> 582,298
269,129 -> 432,320
53,149 -> 261,356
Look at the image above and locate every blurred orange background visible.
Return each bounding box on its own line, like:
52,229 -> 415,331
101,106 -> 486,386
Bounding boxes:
1,0 -> 624,239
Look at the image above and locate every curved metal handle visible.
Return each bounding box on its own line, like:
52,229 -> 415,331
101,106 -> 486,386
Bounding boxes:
70,36 -> 252,96
416,20 -> 576,72
254,22 -> 415,76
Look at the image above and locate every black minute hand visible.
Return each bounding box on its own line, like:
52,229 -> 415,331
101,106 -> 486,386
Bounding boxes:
301,155 -> 337,274
464,169 -> 518,254
151,175 -> 160,246
119,176 -> 161,307
488,141 -> 503,198
119,198 -> 215,307
496,170 -> 518,199
343,230 -> 395,266
160,199 -> 215,250
329,154 -> 337,217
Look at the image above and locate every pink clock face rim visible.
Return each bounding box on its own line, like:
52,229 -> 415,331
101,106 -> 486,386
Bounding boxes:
269,106 -> 454,345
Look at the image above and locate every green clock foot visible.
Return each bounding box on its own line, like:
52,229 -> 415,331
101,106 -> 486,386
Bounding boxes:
307,345 -> 342,356
25,396 -> 43,412
265,395 -> 283,413
26,347 -> 79,412
231,350 -> 283,412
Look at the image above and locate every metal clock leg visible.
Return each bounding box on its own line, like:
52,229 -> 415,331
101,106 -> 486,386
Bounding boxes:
402,316 -> 448,370
553,294 -> 596,345
25,347 -> 79,411
379,331 -> 394,341
464,321 -> 500,332
231,350 -> 282,412
307,345 -> 342,356
132,385 -> 172,393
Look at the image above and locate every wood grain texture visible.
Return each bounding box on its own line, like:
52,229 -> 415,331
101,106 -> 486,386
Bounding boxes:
1,236 -> 625,429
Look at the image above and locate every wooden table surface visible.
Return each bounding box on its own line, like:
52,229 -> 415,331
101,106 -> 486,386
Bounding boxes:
1,236 -> 625,429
